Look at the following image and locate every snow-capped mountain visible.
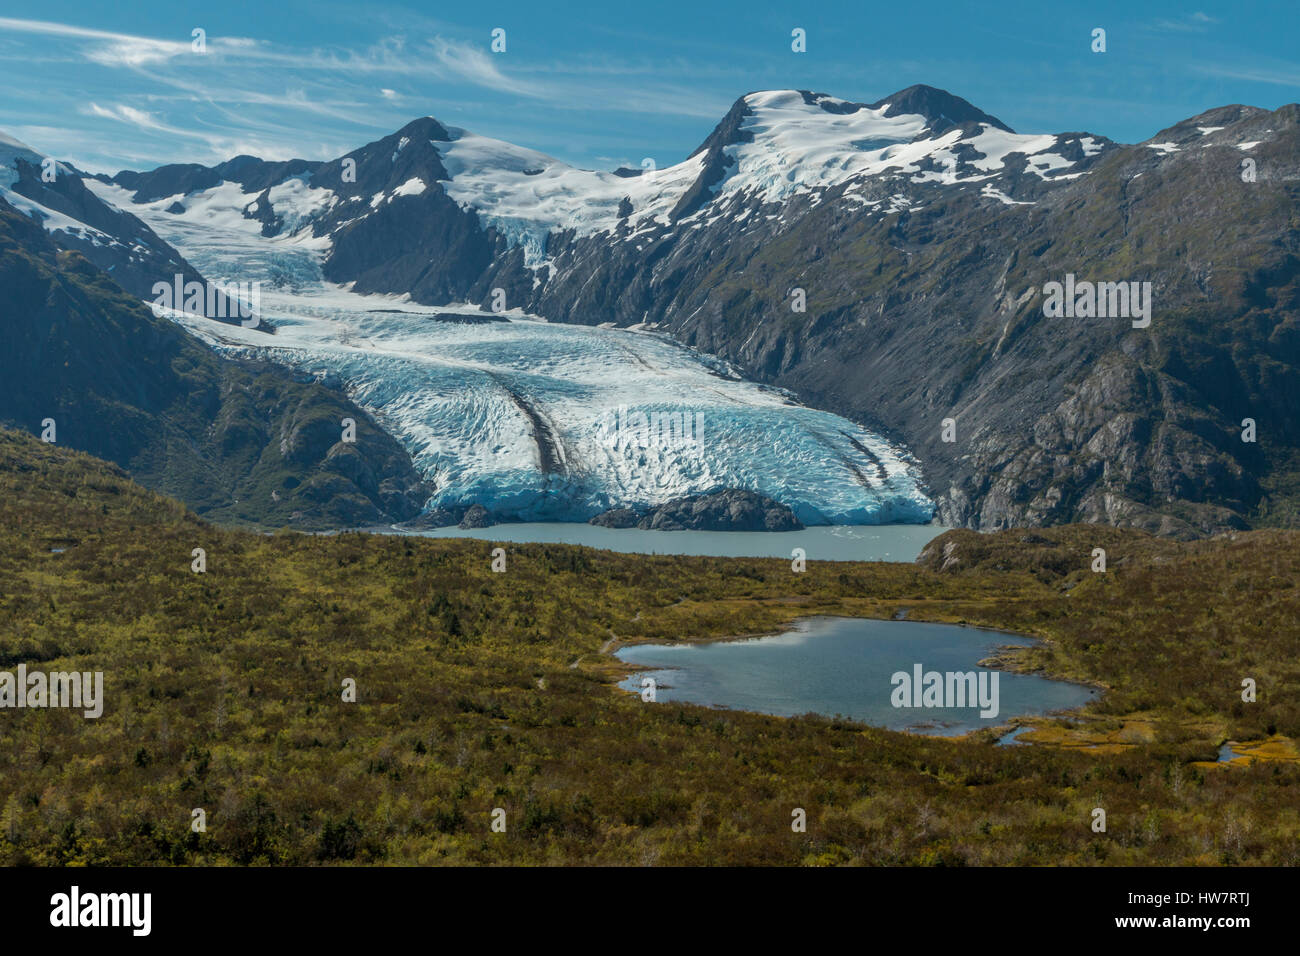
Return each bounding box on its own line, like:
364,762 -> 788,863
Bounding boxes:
88,85 -> 1114,309
0,131 -> 226,310
54,86 -> 1300,535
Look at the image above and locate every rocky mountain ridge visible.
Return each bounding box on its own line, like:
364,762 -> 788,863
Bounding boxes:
59,86 -> 1300,535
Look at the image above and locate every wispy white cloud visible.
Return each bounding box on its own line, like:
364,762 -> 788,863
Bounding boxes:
1195,62 -> 1300,88
1149,12 -> 1221,33
85,102 -> 206,138
130,67 -> 391,128
0,15 -> 723,116
0,16 -> 256,66
0,13 -> 763,169
425,37 -> 540,95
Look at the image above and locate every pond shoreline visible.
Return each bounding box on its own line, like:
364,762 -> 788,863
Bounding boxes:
332,521 -> 953,562
607,614 -> 1101,739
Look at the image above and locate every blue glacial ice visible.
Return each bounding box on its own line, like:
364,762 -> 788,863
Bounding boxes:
90,179 -> 935,525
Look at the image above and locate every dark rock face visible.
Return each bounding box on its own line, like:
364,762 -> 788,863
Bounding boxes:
322,186 -> 522,305
458,504 -> 492,529
244,187 -> 284,237
400,506 -> 462,530
104,162 -> 222,203
666,94 -> 754,222
588,507 -> 641,529
7,158 -> 223,309
0,198 -> 428,529
296,118 -> 536,306
397,502 -> 511,531
867,84 -> 1014,133
103,155 -> 321,204
626,101 -> 1298,538
600,490 -> 804,531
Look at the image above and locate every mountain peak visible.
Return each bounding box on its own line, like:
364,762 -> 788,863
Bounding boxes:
1144,102 -> 1272,145
724,86 -> 1013,137
869,84 -> 1013,133
392,116 -> 453,142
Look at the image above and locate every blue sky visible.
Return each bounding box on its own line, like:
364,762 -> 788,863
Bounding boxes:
1,0 -> 1297,173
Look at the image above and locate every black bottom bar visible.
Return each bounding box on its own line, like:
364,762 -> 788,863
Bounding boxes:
3,866 -> 1272,942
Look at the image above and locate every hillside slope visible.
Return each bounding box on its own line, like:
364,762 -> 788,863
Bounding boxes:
0,197 -> 428,527
1,429 -> 1297,865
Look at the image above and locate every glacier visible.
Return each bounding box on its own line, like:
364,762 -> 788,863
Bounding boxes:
86,178 -> 935,526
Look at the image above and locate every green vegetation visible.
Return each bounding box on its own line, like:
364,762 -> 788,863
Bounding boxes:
1,429 -> 1298,866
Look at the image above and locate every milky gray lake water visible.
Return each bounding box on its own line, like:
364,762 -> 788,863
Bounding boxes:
616,616 -> 1097,735
398,521 -> 948,560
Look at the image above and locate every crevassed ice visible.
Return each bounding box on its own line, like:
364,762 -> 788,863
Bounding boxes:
85,177 -> 935,526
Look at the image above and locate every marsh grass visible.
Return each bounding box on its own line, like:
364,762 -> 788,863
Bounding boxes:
1,430 -> 1297,866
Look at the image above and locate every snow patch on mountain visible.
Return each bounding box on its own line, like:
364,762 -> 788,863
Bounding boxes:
1,188 -> 110,243
712,92 -> 1107,205
0,134 -> 109,243
88,178 -> 333,255
981,184 -> 1033,206
0,132 -> 43,189
431,125 -> 705,264
267,174 -> 335,231
723,90 -> 931,203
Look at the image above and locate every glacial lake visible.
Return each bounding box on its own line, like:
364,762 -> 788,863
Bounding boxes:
393,521 -> 949,561
615,616 -> 1097,735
